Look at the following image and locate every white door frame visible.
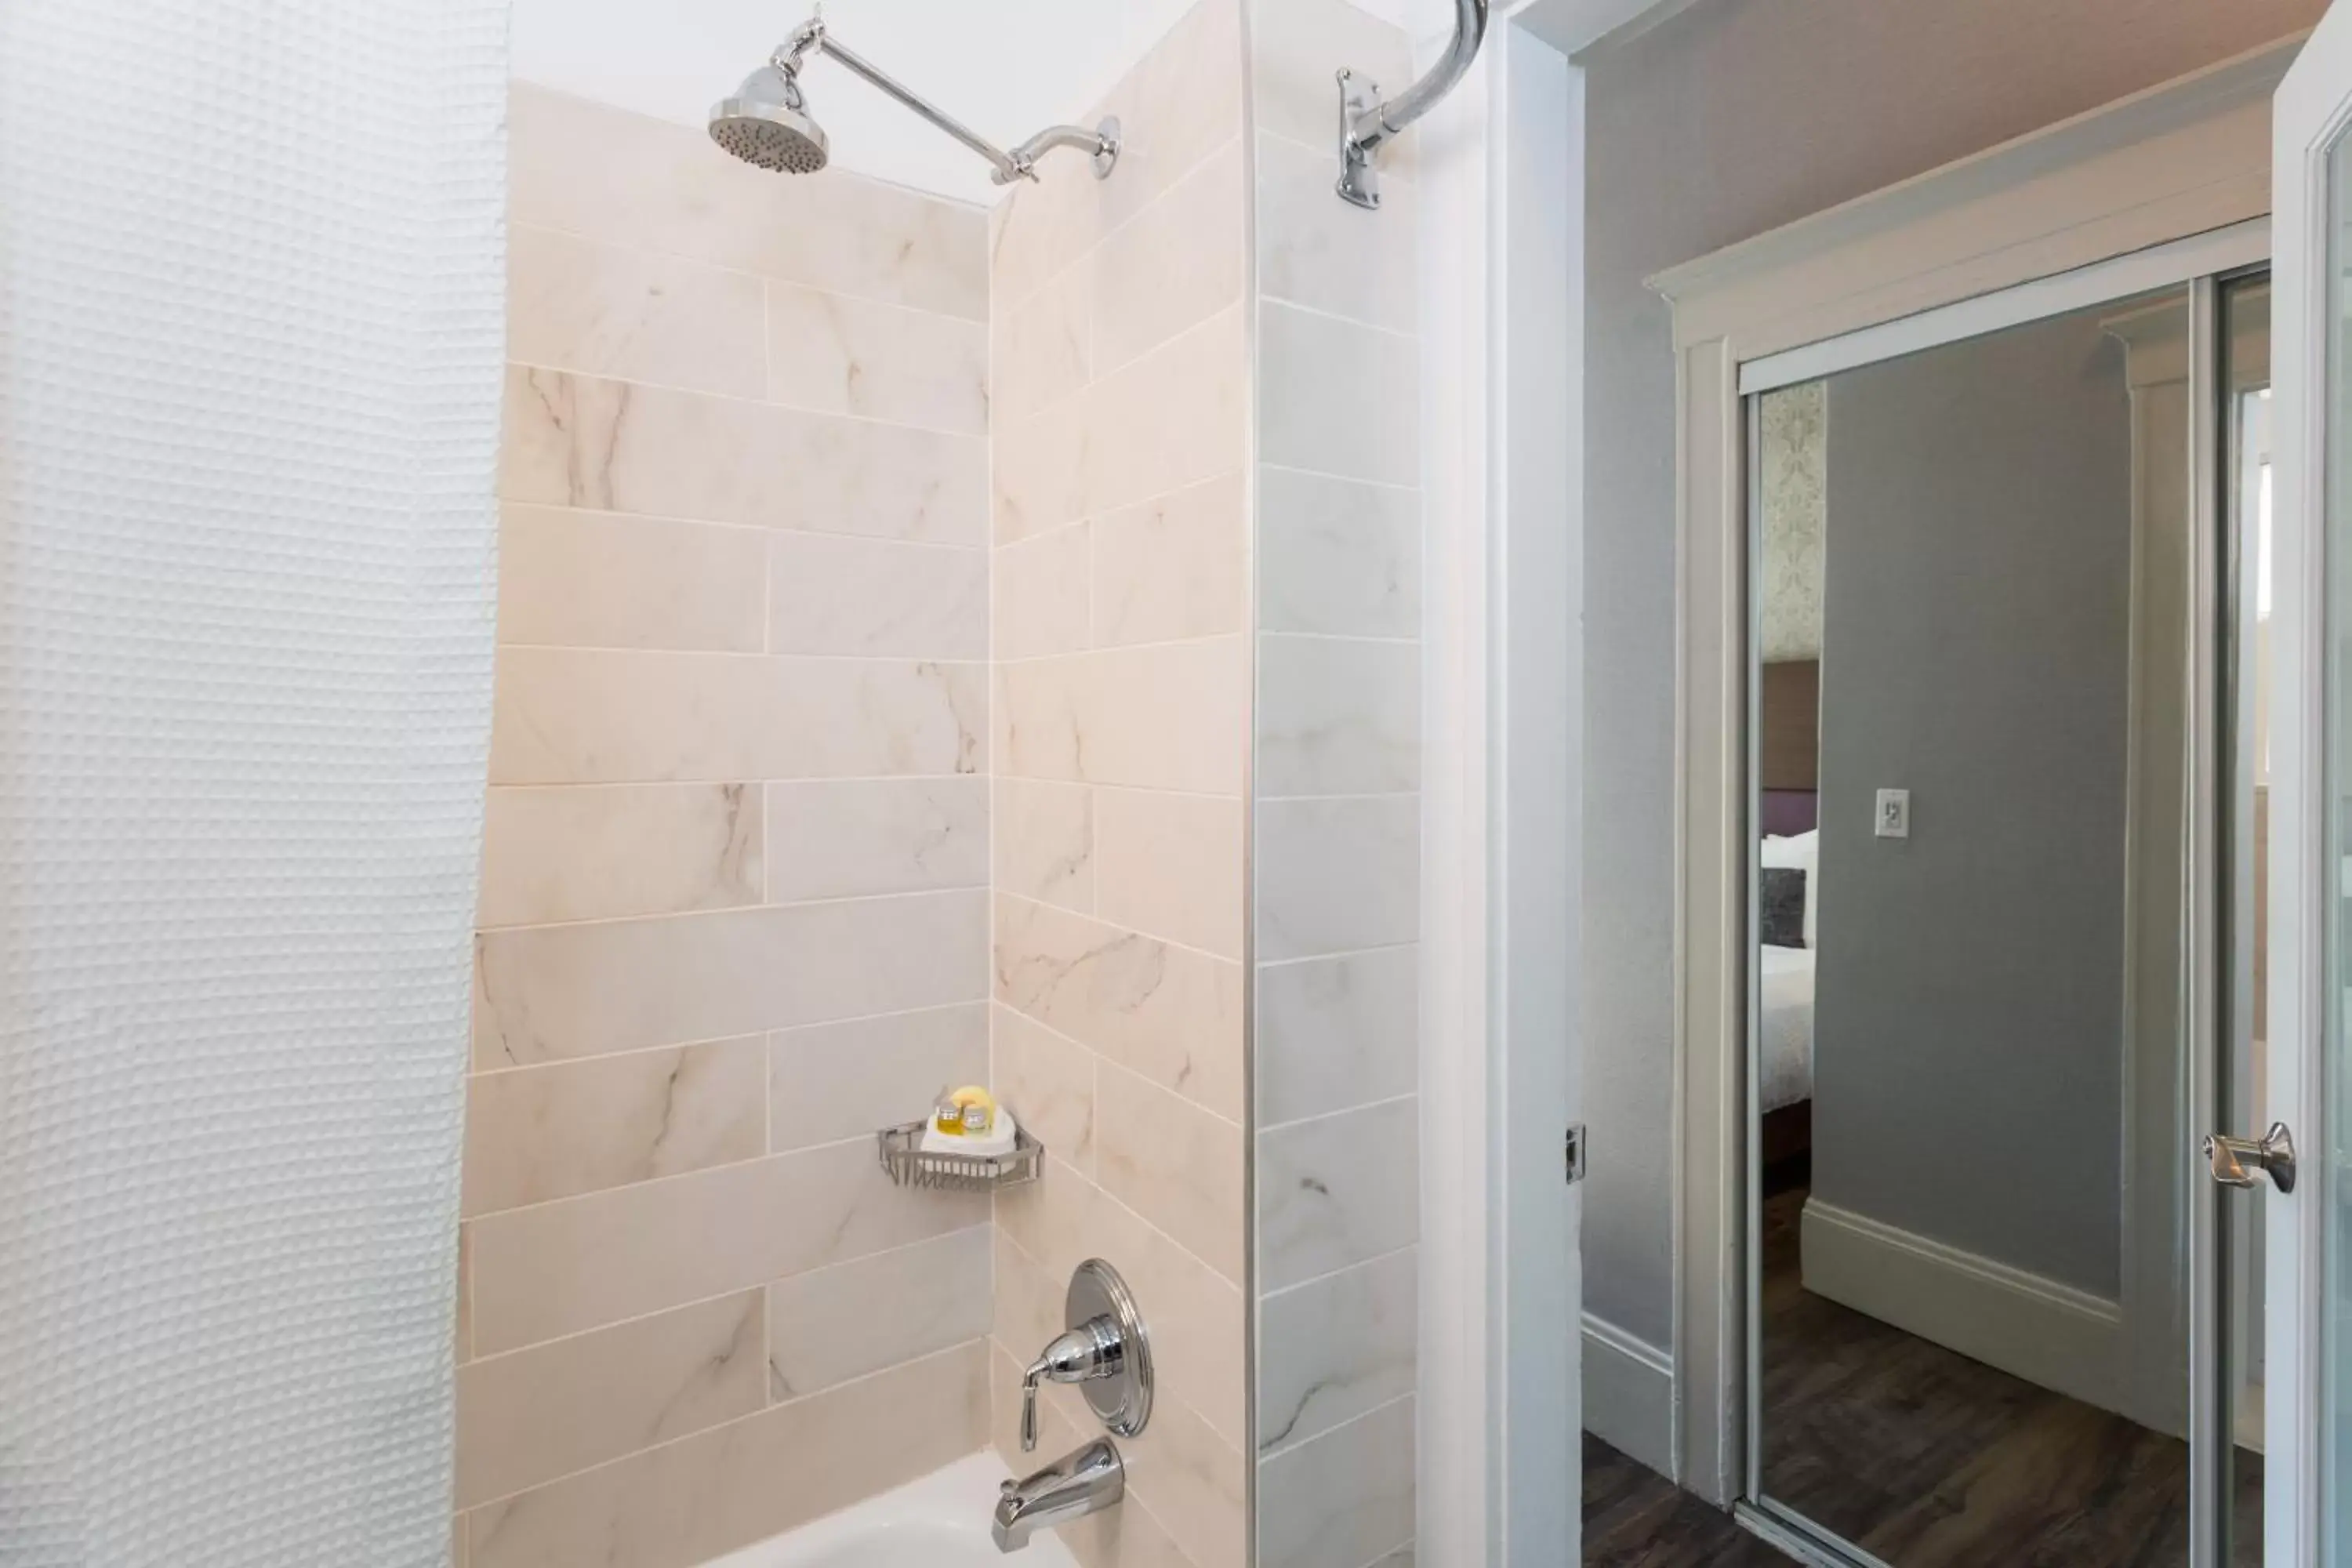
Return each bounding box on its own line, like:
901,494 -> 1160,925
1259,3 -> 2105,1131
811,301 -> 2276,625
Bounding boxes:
2262,9 -> 2352,1555
1412,6 -> 1582,1563
1645,37 -> 2296,1506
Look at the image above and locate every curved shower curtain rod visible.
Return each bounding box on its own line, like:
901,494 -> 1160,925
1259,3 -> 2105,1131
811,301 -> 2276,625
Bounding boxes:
1336,0 -> 1490,209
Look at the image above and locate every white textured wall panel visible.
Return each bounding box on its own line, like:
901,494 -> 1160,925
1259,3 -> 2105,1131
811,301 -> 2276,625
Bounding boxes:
0,1 -> 506,1562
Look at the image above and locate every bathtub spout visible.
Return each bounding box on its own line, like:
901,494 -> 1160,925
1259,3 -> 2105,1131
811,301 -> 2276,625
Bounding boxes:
993,1437 -> 1124,1552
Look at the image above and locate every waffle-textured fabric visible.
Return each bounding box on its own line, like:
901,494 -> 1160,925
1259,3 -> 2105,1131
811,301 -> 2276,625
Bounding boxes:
0,1 -> 506,1561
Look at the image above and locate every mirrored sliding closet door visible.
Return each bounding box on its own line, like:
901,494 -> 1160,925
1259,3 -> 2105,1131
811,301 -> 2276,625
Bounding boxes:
1746,275 -> 2270,1567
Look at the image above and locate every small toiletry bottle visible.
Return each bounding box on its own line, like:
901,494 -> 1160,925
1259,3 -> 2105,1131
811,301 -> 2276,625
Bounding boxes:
935,1087 -> 966,1137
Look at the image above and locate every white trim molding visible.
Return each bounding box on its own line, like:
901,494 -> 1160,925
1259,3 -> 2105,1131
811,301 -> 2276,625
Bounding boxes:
1416,15 -> 1584,1565
1646,34 -> 2298,1506
1582,1313 -> 1674,1478
1798,1200 -> 2126,1418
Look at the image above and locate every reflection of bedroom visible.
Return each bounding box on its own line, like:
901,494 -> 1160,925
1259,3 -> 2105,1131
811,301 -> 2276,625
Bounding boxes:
1756,380 -> 1824,1181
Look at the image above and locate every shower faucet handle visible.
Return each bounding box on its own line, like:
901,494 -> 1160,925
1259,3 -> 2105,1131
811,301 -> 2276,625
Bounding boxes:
1018,1314 -> 1125,1452
1017,1258 -> 1153,1453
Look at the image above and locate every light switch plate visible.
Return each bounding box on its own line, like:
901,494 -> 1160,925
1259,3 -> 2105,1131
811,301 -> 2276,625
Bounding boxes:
1875,788 -> 1911,838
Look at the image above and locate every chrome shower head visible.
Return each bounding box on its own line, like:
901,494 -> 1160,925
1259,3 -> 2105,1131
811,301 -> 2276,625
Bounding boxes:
710,63 -> 828,174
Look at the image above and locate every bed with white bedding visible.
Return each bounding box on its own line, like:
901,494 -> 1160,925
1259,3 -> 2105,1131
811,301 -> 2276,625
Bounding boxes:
1759,942 -> 1815,1112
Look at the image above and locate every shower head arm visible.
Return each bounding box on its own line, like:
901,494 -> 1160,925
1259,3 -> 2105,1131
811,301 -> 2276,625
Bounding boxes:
776,19 -> 1120,186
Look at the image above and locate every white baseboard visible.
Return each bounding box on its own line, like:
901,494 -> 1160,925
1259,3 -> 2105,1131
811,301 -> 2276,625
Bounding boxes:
1581,1312 -> 1674,1479
1799,1196 -> 2125,1416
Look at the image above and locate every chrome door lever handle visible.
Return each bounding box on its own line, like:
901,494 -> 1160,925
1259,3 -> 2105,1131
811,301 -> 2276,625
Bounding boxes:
2205,1122 -> 2296,1193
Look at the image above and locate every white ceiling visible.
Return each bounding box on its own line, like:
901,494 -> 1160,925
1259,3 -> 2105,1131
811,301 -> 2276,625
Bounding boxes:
512,0 -> 1468,206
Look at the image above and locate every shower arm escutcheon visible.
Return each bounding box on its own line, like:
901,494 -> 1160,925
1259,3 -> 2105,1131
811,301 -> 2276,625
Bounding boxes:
771,16 -> 1120,185
1335,0 -> 1489,209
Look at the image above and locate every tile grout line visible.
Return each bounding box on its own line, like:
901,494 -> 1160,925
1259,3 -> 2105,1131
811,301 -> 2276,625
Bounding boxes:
468,1222 -> 996,1365
457,1334 -> 993,1515
506,356 -> 989,443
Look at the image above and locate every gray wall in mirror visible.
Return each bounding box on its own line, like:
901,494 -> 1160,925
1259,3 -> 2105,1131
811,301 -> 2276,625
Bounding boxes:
1808,309 -> 2136,1298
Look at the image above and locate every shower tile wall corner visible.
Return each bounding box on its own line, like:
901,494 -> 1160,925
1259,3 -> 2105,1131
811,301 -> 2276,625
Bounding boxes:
1248,0 -> 1424,1563
459,84 -> 993,1568
983,3 -> 1254,1566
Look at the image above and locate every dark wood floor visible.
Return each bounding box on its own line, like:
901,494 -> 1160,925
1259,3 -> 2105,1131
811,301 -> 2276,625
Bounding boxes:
1582,1177 -> 2261,1565
1586,1432 -> 1795,1566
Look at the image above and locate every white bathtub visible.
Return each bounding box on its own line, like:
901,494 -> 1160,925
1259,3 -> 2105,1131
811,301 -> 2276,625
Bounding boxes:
701,1453 -> 1080,1568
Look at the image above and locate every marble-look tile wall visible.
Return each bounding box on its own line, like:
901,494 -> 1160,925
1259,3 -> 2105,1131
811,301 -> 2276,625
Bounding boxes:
456,84 -> 993,1568
984,4 -> 1253,1566
1249,3 -> 1425,1564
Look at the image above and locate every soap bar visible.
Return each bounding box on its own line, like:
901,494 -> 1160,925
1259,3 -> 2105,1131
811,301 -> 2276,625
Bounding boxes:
920,1109 -> 1019,1160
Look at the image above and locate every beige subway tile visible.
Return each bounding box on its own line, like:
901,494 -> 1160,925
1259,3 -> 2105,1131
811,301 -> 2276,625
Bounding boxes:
766,535 -> 986,659
510,85 -> 987,320
1091,474 -> 1247,648
993,524 -> 1091,661
478,782 -> 761,927
1255,131 -> 1417,334
1258,466 -> 1421,639
468,1140 -> 986,1355
1254,795 -> 1419,962
1258,634 -> 1420,796
769,1003 -> 989,1152
993,265 -> 1091,426
993,638 -> 1248,795
501,366 -> 985,544
1257,1396 -> 1416,1568
993,1154 -> 1109,1294
467,1340 -> 988,1568
1094,1064 -> 1244,1284
992,390 -> 1090,545
473,891 -> 988,1068
1119,1388 -> 1248,1568
488,648 -> 984,786
1091,139 -> 1247,375
496,505 -> 765,654
507,224 -> 766,397
1094,789 -> 1243,958
452,1514 -> 466,1568
988,312 -> 1244,550
991,1223 -> 1069,1366
1258,946 -> 1418,1127
1259,303 -> 1418,487
993,779 -> 1094,914
988,153 -> 1098,315
455,1290 -> 764,1508
1089,0 -> 1247,237
765,1227 -> 989,1399
762,777 -> 987,903
1257,1247 -> 1417,1455
1080,307 -> 1249,521
994,894 -> 1243,1122
1258,1096 -> 1418,1292
764,282 -> 988,434
1058,1494 -> 1199,1568
991,1003 -> 1097,1177
459,1039 -> 766,1218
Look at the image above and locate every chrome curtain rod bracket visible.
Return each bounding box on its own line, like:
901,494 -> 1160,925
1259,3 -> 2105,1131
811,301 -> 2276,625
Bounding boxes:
1334,0 -> 1489,209
774,16 -> 1120,186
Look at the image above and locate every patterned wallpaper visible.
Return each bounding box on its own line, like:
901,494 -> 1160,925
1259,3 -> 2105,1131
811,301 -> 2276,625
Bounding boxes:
1761,379 -> 1827,662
